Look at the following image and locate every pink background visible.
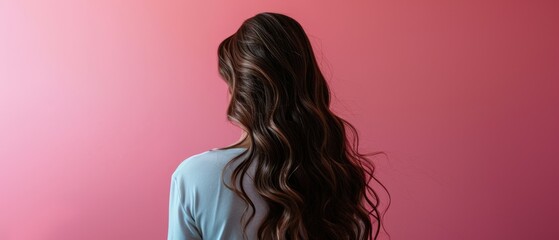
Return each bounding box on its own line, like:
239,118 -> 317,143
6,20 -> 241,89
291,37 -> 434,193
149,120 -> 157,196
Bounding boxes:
1,0 -> 558,239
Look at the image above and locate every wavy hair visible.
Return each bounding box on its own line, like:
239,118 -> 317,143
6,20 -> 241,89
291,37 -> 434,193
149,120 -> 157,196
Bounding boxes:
216,12 -> 390,240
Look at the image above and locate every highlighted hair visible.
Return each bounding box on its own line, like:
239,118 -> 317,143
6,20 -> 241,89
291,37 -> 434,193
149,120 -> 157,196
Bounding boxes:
217,12 -> 390,240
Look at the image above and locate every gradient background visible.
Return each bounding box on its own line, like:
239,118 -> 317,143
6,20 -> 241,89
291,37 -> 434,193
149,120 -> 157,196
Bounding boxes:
1,0 -> 558,239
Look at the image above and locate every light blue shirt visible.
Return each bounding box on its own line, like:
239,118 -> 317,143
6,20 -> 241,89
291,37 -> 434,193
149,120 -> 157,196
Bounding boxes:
167,148 -> 268,240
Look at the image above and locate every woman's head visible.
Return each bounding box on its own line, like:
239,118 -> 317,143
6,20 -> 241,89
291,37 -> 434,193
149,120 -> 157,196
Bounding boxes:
218,12 -> 329,136
216,12 -> 389,240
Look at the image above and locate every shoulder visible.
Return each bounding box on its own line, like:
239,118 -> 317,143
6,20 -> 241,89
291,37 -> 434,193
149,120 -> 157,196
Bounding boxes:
172,150 -> 216,181
171,148 -> 247,182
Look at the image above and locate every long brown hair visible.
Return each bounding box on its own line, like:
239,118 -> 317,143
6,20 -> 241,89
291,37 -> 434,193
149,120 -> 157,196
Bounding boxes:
216,12 -> 390,240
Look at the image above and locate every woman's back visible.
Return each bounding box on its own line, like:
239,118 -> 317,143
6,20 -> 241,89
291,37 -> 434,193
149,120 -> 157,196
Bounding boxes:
168,11 -> 388,240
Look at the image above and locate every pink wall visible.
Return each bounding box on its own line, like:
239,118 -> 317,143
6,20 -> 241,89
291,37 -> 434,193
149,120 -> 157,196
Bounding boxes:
1,0 -> 558,239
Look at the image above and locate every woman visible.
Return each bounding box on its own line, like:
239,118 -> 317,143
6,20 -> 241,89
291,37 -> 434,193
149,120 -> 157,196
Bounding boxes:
168,12 -> 389,240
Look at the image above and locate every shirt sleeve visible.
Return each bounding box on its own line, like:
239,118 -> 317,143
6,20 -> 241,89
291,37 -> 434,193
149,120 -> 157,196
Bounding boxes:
167,175 -> 202,240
